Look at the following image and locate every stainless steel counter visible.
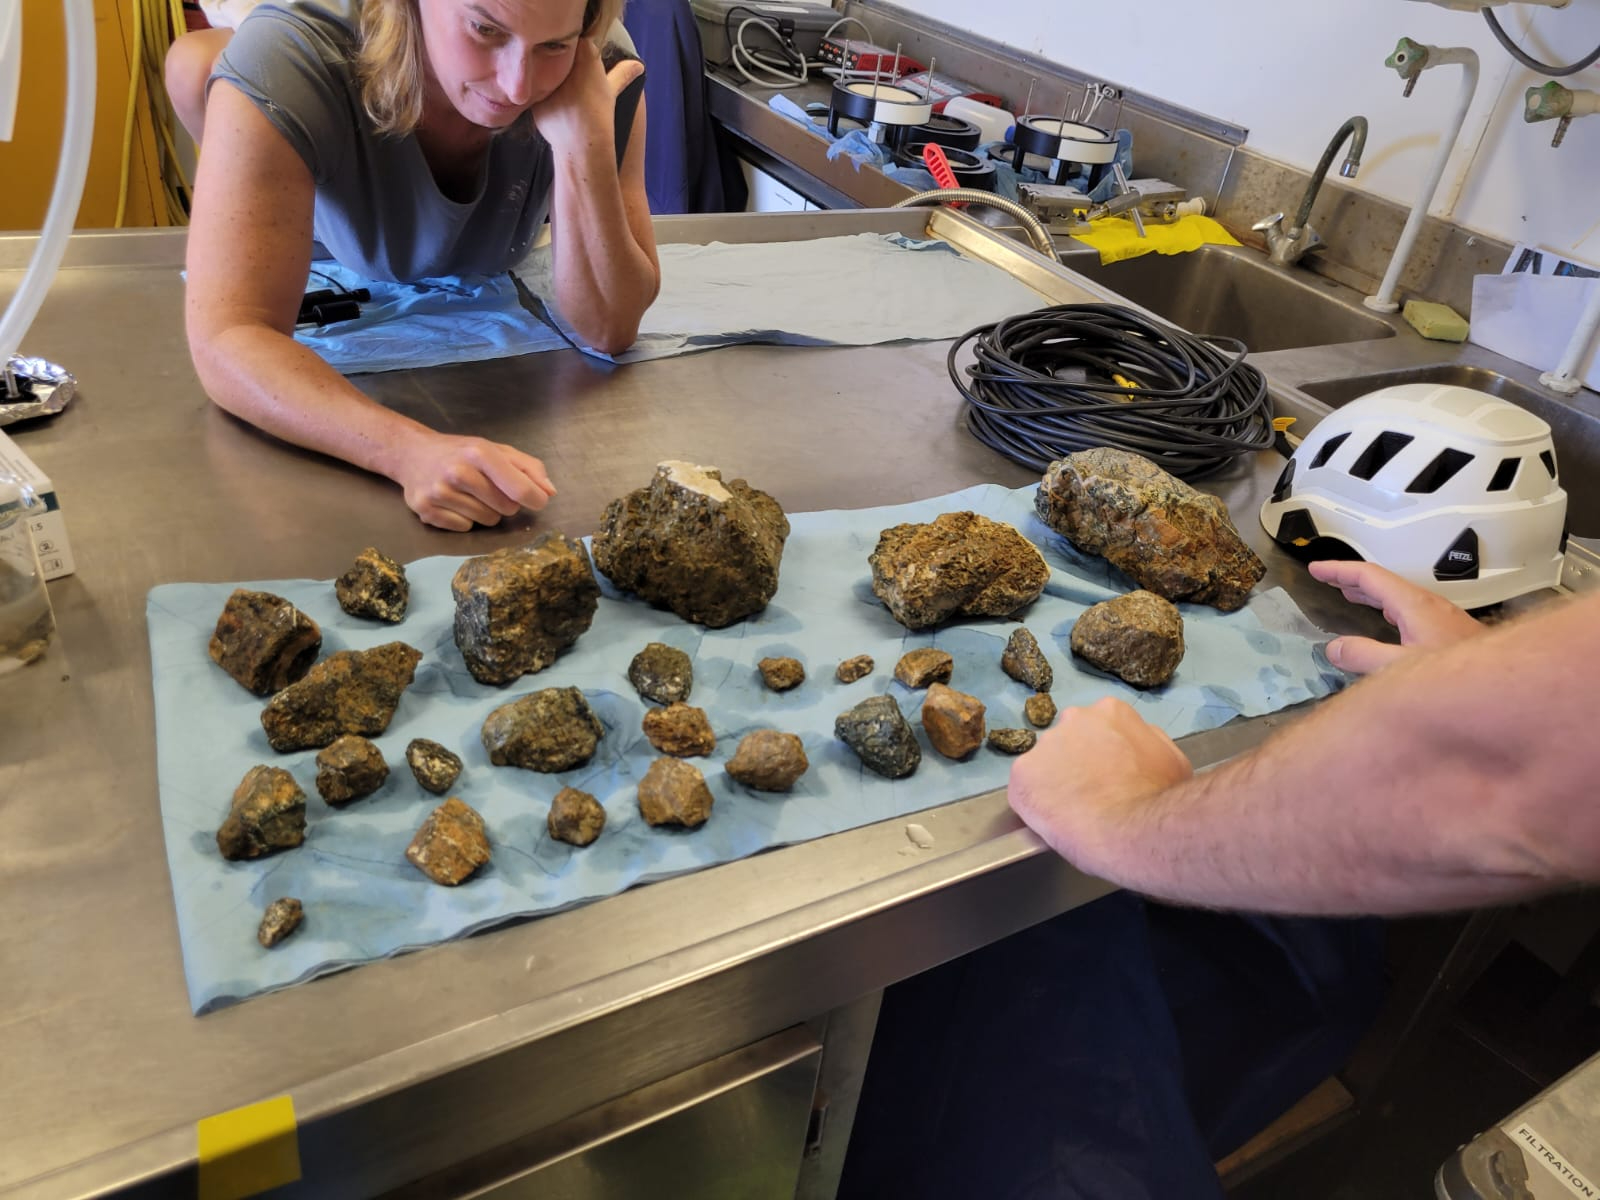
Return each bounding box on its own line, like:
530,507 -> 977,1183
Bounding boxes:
0,207 -> 1476,1198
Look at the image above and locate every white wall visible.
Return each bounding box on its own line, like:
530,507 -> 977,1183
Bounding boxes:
896,0 -> 1600,259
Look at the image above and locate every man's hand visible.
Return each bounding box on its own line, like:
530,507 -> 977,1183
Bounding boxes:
1008,697 -> 1193,872
388,431 -> 555,531
1310,560 -> 1484,675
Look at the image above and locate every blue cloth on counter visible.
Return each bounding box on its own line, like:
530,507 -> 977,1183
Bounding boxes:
147,482 -> 1345,1013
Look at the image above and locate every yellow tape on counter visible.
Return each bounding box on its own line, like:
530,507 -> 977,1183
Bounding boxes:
196,1095 -> 301,1200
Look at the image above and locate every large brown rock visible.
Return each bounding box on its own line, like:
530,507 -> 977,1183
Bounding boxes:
336,547 -> 409,623
726,730 -> 809,792
406,797 -> 491,885
869,511 -> 1049,630
1036,449 -> 1265,612
921,683 -> 986,760
208,589 -> 322,696
1070,589 -> 1186,688
217,765 -> 307,861
481,687 -> 604,771
637,758 -> 714,828
452,533 -> 600,686
259,642 -> 422,752
591,461 -> 790,628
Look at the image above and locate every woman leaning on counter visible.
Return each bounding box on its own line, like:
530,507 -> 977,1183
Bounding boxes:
179,0 -> 661,530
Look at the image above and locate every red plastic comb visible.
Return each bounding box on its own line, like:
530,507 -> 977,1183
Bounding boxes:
922,143 -> 963,205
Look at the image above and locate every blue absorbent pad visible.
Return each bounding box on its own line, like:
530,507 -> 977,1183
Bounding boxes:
294,233 -> 1046,374
147,483 -> 1345,1014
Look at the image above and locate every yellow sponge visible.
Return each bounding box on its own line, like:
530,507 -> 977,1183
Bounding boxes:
1403,299 -> 1469,342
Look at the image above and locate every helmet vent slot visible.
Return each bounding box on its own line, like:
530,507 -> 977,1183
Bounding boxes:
1309,432 -> 1350,470
1487,457 -> 1521,492
1406,448 -> 1474,494
1349,431 -> 1414,481
1540,449 -> 1557,479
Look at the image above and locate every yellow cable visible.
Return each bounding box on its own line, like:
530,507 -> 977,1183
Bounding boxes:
115,0 -> 146,227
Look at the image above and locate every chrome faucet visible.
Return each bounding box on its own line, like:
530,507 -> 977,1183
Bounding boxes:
1253,116 -> 1369,267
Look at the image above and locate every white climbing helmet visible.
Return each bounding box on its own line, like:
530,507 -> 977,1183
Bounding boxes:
1259,383 -> 1568,609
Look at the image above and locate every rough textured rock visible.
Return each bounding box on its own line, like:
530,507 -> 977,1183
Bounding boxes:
642,702 -> 716,757
894,648 -> 954,689
481,687 -> 604,771
335,547 -> 409,623
1036,449 -> 1265,612
726,730 -> 809,792
637,757 -> 714,828
217,765 -> 307,861
1071,589 -> 1187,688
921,682 -> 987,760
406,797 -> 491,885
591,461 -> 790,628
628,642 -> 693,705
315,735 -> 389,806
836,655 -> 874,684
257,898 -> 304,948
406,738 -> 462,794
208,589 -> 322,696
452,533 -> 601,686
758,656 -> 805,692
1001,627 -> 1053,691
869,511 -> 1050,630
548,786 -> 606,847
835,695 -> 921,779
260,642 -> 422,752
1024,692 -> 1057,728
988,728 -> 1038,755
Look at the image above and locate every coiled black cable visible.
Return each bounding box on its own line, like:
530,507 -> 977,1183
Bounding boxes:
947,303 -> 1277,480
1481,8 -> 1600,78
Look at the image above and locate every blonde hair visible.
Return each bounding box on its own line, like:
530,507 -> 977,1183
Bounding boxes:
356,0 -> 629,136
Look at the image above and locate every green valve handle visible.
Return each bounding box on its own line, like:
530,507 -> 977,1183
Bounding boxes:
1386,36 -> 1429,97
1527,81 -> 1575,146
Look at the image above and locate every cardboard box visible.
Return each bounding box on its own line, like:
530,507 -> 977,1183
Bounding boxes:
0,427 -> 75,580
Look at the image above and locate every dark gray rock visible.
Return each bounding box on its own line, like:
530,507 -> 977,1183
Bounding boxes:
758,656 -> 805,692
406,738 -> 463,794
260,642 -> 422,752
335,547 -> 409,623
208,589 -> 322,696
835,695 -> 921,779
591,461 -> 790,628
548,786 -> 606,847
1024,692 -> 1057,728
921,683 -> 986,760
481,687 -> 604,772
627,642 -> 693,705
406,797 -> 491,885
637,758 -> 714,828
1036,448 -> 1265,612
1071,589 -> 1186,688
869,511 -> 1050,630
257,898 -> 304,948
315,734 -> 388,806
987,728 -> 1038,755
836,655 -> 874,684
217,765 -> 307,861
452,533 -> 600,686
726,730 -> 809,792
894,648 -> 953,689
642,702 -> 716,757
1001,627 -> 1053,691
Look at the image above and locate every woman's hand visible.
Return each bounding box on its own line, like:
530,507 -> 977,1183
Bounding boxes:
387,430 -> 556,531
530,39 -> 644,160
1310,560 -> 1485,674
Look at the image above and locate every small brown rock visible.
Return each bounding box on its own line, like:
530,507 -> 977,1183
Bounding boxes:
406,738 -> 463,794
217,765 -> 307,861
869,511 -> 1050,629
1001,627 -> 1053,691
481,687 -> 605,772
259,641 -> 422,752
627,642 -> 693,705
894,648 -> 954,689
921,682 -> 986,760
208,589 -> 322,696
335,547 -> 409,623
1024,692 -> 1057,728
836,654 -> 875,684
642,702 -> 717,757
406,797 -> 491,885
1070,590 -> 1186,688
988,728 -> 1038,755
315,734 -> 388,806
758,656 -> 805,692
726,730 -> 809,792
637,758 -> 714,828
257,898 -> 304,948
548,786 -> 606,847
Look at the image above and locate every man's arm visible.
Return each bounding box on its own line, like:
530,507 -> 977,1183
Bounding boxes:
1008,587 -> 1600,915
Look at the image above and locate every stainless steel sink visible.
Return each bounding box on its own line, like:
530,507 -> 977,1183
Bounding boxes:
1299,364 -> 1600,537
1064,243 -> 1398,353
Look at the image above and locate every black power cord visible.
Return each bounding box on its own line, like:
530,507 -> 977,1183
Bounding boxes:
946,304 -> 1277,480
1481,7 -> 1600,77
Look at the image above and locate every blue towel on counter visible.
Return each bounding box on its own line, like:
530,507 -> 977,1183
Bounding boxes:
147,482 -> 1345,1014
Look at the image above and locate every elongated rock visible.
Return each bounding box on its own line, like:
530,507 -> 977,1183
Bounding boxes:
1001,627 -> 1052,691
257,898 -> 304,948
921,683 -> 986,760
452,533 -> 600,686
869,511 -> 1049,630
726,730 -> 809,792
1036,448 -> 1264,612
835,695 -> 921,779
336,547 -> 409,623
217,765 -> 307,861
481,687 -> 604,771
836,654 -> 874,684
260,642 -> 422,752
1071,589 -> 1186,688
638,758 -> 714,828
591,461 -> 790,628
209,589 -> 322,696
987,728 -> 1037,755
406,797 -> 491,885
628,642 -> 693,705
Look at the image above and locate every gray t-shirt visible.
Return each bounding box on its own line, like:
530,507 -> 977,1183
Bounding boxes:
212,0 -> 556,281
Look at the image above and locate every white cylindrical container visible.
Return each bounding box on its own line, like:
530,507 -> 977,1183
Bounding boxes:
942,96 -> 1017,146
0,477 -> 56,673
